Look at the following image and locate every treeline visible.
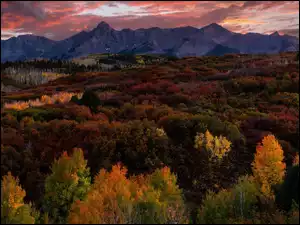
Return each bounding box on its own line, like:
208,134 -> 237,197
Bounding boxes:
1,60 -> 88,75
1,60 -> 110,86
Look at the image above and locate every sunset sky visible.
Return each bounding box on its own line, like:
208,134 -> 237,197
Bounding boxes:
1,1 -> 299,40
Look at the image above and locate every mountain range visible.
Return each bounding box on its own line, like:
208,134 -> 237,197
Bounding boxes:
1,21 -> 299,62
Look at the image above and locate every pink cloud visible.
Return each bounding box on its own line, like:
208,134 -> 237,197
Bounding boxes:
1,1 -> 298,40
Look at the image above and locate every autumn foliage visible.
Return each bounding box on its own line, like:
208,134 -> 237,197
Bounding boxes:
194,130 -> 231,162
252,135 -> 286,197
68,164 -> 188,224
1,172 -> 35,224
4,92 -> 82,111
43,148 -> 91,223
1,52 -> 299,224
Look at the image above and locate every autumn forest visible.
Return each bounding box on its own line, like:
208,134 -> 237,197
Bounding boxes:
1,52 -> 299,224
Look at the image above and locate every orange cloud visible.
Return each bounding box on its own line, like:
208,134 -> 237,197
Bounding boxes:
222,18 -> 266,25
1,1 -> 298,40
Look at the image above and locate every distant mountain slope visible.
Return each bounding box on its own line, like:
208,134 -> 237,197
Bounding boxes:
1,35 -> 57,62
1,21 -> 299,62
206,44 -> 240,56
223,32 -> 299,54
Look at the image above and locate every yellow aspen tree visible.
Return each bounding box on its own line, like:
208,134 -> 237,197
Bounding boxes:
194,130 -> 231,185
252,134 -> 286,198
68,165 -> 188,224
1,172 -> 35,224
194,130 -> 231,162
68,164 -> 135,224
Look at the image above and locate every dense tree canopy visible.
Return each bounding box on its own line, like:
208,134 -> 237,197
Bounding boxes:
1,52 -> 299,224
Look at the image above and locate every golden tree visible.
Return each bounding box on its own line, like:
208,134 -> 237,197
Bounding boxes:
252,134 -> 286,198
194,130 -> 231,162
68,165 -> 188,224
68,164 -> 136,224
194,130 -> 231,184
1,172 -> 35,224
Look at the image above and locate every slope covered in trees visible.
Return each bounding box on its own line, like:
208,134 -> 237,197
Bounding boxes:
1,52 -> 299,223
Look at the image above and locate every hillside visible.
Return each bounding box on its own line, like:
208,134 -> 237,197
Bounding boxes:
206,44 -> 240,56
1,21 -> 299,62
1,52 -> 299,223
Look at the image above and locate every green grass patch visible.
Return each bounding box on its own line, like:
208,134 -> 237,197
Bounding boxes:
6,107 -> 65,122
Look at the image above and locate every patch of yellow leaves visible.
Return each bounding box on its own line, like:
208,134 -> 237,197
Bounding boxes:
4,92 -> 82,111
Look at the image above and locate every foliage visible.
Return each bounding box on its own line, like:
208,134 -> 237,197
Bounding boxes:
68,164 -> 188,224
197,175 -> 260,224
252,134 -> 286,198
194,130 -> 231,162
1,52 -> 298,224
76,89 -> 102,113
43,148 -> 91,223
276,165 -> 299,211
143,166 -> 188,224
1,172 -> 35,224
68,164 -> 134,224
4,92 -> 82,111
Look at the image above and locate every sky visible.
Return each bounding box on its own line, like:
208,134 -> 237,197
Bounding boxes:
1,1 -> 299,41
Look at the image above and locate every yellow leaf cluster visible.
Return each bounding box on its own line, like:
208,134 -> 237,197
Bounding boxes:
1,172 -> 35,224
156,127 -> 167,137
1,172 -> 26,209
194,130 -> 231,161
41,72 -> 68,81
252,135 -> 286,198
4,92 -> 82,111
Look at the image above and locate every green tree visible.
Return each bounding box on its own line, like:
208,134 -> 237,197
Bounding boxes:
138,166 -> 188,224
78,89 -> 101,113
1,172 -> 35,224
197,175 -> 260,224
43,148 -> 91,223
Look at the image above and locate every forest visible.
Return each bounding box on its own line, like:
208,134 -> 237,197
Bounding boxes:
1,52 -> 299,224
